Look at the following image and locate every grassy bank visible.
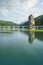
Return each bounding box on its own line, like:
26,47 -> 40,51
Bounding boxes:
23,30 -> 43,32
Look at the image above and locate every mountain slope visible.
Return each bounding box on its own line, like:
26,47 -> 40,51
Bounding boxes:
0,20 -> 18,26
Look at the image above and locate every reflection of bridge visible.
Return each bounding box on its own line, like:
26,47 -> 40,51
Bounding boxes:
0,26 -> 43,32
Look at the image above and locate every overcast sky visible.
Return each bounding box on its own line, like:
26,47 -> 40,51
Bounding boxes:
0,0 -> 43,24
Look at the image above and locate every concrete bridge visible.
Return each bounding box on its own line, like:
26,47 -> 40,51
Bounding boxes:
0,26 -> 28,30
0,26 -> 43,32
0,26 -> 28,32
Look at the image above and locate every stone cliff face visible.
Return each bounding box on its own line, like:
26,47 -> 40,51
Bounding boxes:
28,15 -> 35,30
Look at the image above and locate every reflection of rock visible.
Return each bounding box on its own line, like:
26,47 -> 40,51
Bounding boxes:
29,31 -> 35,43
29,15 -> 35,30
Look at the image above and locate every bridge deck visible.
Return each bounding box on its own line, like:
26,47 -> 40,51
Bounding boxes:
0,26 -> 43,32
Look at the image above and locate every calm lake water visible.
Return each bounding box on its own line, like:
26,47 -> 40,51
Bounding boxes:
0,31 -> 43,65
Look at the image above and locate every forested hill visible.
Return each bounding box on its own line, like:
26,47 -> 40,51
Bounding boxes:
35,15 -> 43,25
20,15 -> 43,26
0,20 -> 18,26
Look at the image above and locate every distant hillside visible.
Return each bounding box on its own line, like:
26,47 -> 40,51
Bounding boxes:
20,15 -> 43,26
35,15 -> 43,25
0,20 -> 18,26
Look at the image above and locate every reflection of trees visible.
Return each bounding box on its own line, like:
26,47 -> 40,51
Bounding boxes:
29,31 -> 35,43
28,32 -> 43,43
35,32 -> 43,41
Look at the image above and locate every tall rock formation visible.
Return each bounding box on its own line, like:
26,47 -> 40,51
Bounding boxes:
28,15 -> 35,30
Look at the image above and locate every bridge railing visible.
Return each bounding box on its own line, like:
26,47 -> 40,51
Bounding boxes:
34,26 -> 43,30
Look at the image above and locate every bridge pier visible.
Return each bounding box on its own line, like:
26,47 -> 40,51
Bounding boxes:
4,26 -> 5,32
13,26 -> 15,30
0,26 -> 1,32
37,26 -> 38,30
18,26 -> 19,30
22,26 -> 24,30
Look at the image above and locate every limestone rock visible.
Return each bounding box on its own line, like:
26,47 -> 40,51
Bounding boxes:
29,15 -> 35,30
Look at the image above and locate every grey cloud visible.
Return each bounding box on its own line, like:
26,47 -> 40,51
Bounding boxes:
0,0 -> 43,23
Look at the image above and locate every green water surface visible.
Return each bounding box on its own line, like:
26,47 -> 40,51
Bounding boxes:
0,31 -> 43,65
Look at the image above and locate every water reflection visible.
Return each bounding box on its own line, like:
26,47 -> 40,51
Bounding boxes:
28,31 -> 43,43
22,31 -> 43,43
29,31 -> 35,43
0,30 -> 43,44
35,32 -> 43,41
0,30 -> 43,65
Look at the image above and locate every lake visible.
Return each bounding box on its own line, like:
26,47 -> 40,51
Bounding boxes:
0,31 -> 43,65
